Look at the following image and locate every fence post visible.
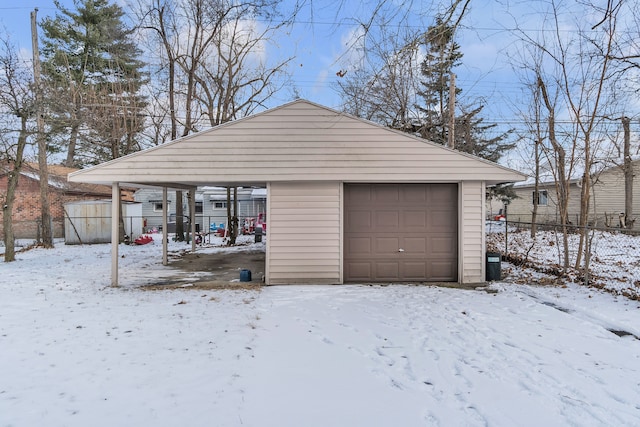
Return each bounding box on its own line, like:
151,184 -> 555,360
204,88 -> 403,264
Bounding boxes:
584,223 -> 591,286
504,219 -> 509,256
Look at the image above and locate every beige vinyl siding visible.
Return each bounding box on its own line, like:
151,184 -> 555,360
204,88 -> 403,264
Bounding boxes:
508,183 -> 582,224
460,181 -> 485,283
592,162 -> 640,227
69,101 -> 525,187
266,181 -> 342,285
508,161 -> 640,228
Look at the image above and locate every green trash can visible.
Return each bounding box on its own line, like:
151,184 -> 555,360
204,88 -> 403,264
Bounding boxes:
486,252 -> 501,281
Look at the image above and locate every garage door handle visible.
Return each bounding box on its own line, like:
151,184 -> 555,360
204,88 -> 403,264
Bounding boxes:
398,248 -> 405,252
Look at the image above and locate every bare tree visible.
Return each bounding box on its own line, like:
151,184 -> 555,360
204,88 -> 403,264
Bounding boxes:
508,0 -> 623,273
32,9 -> 53,249
620,116 -> 634,228
538,74 -> 573,270
335,2 -> 471,131
0,35 -> 35,261
336,23 -> 423,130
509,79 -> 547,237
136,0 -> 296,243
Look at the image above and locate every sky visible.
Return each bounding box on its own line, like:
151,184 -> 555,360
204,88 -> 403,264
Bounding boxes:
1,0 -> 637,173
0,0 -> 519,109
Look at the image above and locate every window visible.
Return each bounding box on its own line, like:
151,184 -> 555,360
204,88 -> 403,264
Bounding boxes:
213,201 -> 227,209
195,201 -> 203,214
532,190 -> 548,206
153,202 -> 169,212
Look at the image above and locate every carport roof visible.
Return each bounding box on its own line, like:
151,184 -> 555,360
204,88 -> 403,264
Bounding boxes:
68,99 -> 526,187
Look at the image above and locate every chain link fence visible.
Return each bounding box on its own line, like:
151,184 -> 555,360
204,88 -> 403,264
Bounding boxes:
486,220 -> 640,298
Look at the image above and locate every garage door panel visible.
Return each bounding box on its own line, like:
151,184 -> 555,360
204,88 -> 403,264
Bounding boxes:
430,237 -> 456,256
346,211 -> 372,231
346,236 -> 372,255
347,262 -> 372,280
375,210 -> 400,230
375,186 -> 400,203
403,237 -> 427,254
430,210 -> 457,228
430,185 -> 457,203
348,186 -> 373,203
345,183 -> 458,282
429,261 -> 457,281
403,185 -> 428,202
375,237 -> 399,254
403,262 -> 427,279
375,262 -> 399,279
404,210 -> 427,227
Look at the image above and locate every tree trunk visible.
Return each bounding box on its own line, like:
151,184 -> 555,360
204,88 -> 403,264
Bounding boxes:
3,169 -> 18,261
32,9 -> 53,248
3,115 -> 29,262
538,76 -> 570,271
231,187 -> 238,245
175,191 -> 184,241
622,116 -> 633,228
64,119 -> 80,167
2,198 -> 15,262
531,139 -> 540,238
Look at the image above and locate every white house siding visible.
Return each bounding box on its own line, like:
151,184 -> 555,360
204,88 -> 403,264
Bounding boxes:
460,182 -> 486,283
267,181 -> 342,285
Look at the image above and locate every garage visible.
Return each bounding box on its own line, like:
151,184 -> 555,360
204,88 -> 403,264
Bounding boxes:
68,99 -> 526,286
344,183 -> 458,282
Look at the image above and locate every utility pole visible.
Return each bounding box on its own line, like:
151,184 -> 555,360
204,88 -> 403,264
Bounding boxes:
448,72 -> 456,149
31,8 -> 53,248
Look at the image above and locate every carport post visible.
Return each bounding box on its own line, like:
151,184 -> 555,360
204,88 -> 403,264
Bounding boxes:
111,182 -> 120,287
162,187 -> 168,266
189,188 -> 196,253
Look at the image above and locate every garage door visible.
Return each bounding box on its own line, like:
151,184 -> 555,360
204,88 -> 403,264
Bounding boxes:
344,183 -> 458,282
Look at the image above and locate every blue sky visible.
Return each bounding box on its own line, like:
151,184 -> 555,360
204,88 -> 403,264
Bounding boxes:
6,0 -> 628,173
0,0 -> 518,109
0,0 -> 534,171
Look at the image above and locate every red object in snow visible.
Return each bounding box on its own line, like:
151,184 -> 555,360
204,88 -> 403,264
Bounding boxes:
134,235 -> 153,245
256,213 -> 266,231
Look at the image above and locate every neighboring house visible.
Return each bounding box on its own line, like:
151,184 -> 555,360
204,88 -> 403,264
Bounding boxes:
507,160 -> 640,228
135,186 -> 266,232
0,163 -> 133,240
69,99 -> 526,286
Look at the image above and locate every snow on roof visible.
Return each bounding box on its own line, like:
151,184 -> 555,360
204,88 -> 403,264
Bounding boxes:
251,188 -> 267,198
13,163 -> 113,196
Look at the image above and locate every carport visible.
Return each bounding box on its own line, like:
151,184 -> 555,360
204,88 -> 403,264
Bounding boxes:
68,99 -> 526,287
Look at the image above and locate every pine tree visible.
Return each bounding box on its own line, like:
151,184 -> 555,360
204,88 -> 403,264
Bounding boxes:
40,0 -> 147,166
415,19 -> 513,162
415,17 -> 463,145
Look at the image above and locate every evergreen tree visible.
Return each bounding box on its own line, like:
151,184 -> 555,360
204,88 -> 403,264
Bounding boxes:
415,17 -> 463,145
40,0 -> 148,166
415,18 -> 514,162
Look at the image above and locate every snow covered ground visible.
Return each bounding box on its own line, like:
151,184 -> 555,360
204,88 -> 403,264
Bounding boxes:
1,237 -> 640,426
486,222 -> 640,299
